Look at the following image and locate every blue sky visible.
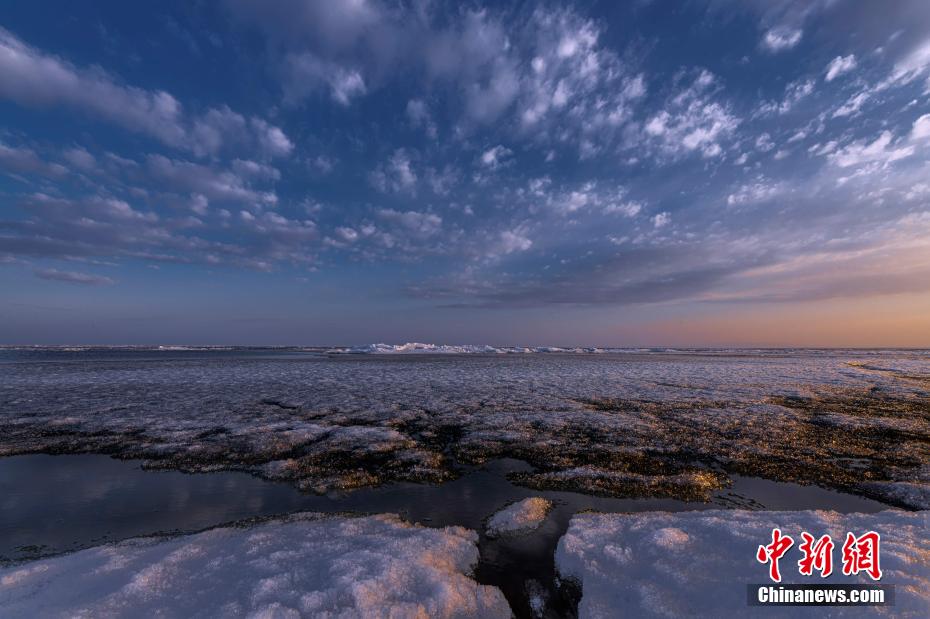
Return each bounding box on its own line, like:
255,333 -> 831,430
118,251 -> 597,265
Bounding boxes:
2,1 -> 930,346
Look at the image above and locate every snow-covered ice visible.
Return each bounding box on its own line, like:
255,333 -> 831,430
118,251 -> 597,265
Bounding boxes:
556,510 -> 930,618
486,497 -> 552,537
1,348 -> 927,504
0,512 -> 511,618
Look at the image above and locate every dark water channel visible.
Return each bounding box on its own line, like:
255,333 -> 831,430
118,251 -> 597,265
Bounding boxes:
0,454 -> 889,617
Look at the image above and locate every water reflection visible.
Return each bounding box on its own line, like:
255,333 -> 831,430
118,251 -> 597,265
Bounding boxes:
0,454 -> 891,618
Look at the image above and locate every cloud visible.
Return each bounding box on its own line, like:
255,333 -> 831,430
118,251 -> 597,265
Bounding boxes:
283,53 -> 366,105
190,194 -> 209,215
411,244 -> 745,308
377,209 -> 442,238
652,212 -> 671,228
34,268 -> 114,286
146,155 -> 278,205
250,119 -> 294,158
309,155 -> 336,174
643,71 -> 739,159
61,147 -> 97,173
0,141 -> 68,178
912,114 -> 930,140
370,149 -> 417,193
496,229 -> 532,254
761,27 -> 803,52
0,28 -> 290,158
604,201 -> 642,217
224,0 -> 383,53
480,145 -> 512,169
521,178 -> 643,220
825,54 -> 857,81
755,133 -> 775,152
757,78 -> 814,115
406,99 -> 437,138
224,4 -> 648,158
894,38 -> 930,78
334,227 -> 359,243
727,178 -> 785,205
827,131 -> 914,168
231,159 -> 281,181
832,91 -> 869,118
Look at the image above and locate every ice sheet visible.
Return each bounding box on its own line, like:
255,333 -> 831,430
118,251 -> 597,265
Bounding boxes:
556,509 -> 930,618
0,512 -> 511,618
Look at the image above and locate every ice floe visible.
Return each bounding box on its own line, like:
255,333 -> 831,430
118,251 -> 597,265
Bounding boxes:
486,497 -> 552,537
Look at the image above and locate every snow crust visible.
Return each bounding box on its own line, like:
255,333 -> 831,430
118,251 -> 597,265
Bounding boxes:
556,510 -> 930,618
486,497 -> 552,536
0,513 -> 511,618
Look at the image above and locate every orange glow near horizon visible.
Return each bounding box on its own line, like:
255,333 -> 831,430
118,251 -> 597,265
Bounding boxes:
634,293 -> 930,348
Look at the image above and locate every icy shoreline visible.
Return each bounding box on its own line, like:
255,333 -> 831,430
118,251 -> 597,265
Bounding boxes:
5,506 -> 927,618
0,512 -> 511,618
556,510 -> 930,618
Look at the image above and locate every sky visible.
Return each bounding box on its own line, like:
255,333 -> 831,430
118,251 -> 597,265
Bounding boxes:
2,0 -> 930,347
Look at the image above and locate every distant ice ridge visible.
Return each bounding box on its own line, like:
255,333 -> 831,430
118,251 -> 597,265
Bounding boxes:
337,342 -> 627,354
0,513 -> 511,618
556,510 -> 930,618
332,343 -> 930,355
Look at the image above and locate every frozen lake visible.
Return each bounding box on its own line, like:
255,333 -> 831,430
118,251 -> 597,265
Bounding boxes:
0,347 -> 927,616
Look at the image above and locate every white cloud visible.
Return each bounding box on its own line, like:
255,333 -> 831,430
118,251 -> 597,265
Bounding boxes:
727,179 -> 785,206
0,28 -> 290,158
377,209 -> 442,237
828,131 -> 915,168
825,54 -> 857,81
335,227 -> 358,243
755,133 -> 775,152
309,155 -> 336,174
250,119 -> 294,157
62,147 -> 97,172
231,159 -> 280,181
283,53 -> 366,105
604,201 -> 642,217
757,79 -> 814,115
911,114 -> 930,140
147,155 -> 278,204
761,27 -> 803,52
190,194 -> 209,215
480,145 -> 513,169
406,99 -> 437,138
894,38 -> 930,79
425,165 -> 459,196
809,140 -> 838,156
643,71 -> 739,159
370,149 -> 417,193
0,141 -> 67,178
87,195 -> 158,222
652,212 -> 671,228
494,229 -> 533,255
34,268 -> 114,286
832,91 -> 869,118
